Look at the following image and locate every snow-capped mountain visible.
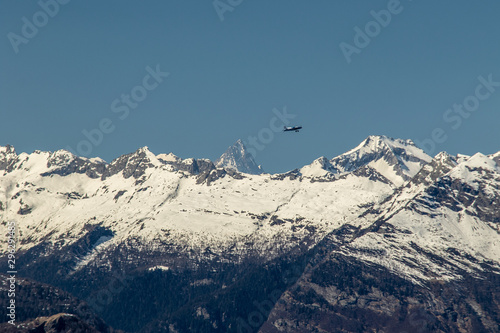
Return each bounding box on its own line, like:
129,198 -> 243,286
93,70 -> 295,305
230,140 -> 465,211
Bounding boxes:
1,136 -> 499,333
339,152 -> 500,282
299,135 -> 432,186
0,140 -> 392,256
490,151 -> 500,165
215,139 -> 263,174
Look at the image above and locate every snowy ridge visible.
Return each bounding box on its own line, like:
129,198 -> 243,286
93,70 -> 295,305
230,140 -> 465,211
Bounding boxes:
0,144 -> 393,254
344,150 -> 500,283
333,135 -> 431,185
299,135 -> 432,186
489,151 -> 500,166
299,156 -> 336,178
1,136 -> 499,285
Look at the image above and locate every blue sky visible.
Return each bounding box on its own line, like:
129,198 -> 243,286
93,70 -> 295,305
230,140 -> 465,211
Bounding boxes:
1,1 -> 500,173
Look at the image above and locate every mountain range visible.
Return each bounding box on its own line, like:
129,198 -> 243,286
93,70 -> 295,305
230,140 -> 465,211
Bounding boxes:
1,135 -> 499,332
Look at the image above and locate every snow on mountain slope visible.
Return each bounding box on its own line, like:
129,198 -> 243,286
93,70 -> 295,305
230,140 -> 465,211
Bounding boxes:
328,135 -> 432,186
0,143 -> 394,264
298,135 -> 432,185
341,152 -> 500,283
299,156 -> 337,178
490,151 -> 500,166
409,151 -> 458,187
2,139 -> 500,333
1,137 -> 499,284
157,152 -> 181,163
215,139 -> 263,174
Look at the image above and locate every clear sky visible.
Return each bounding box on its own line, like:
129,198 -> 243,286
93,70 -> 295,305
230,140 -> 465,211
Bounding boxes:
2,0 -> 500,173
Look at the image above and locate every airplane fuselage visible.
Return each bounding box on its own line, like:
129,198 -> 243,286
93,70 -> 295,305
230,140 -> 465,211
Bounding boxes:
283,126 -> 302,132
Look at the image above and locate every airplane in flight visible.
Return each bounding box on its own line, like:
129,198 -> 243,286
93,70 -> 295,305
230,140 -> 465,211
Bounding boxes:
283,125 -> 302,132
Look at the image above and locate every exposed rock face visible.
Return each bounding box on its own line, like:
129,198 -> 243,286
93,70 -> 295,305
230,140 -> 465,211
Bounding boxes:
0,145 -> 18,172
408,151 -> 458,187
490,151 -> 500,166
166,157 -> 215,175
261,253 -> 500,333
298,135 -> 432,186
101,147 -> 158,180
0,313 -> 118,332
329,135 -> 432,186
43,151 -> 107,179
0,273 -> 116,332
0,138 -> 499,332
216,139 -> 263,175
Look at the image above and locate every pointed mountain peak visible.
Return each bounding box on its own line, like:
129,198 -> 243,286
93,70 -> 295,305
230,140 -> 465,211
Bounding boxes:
157,152 -> 181,163
132,146 -> 156,159
89,157 -> 107,164
216,140 -> 263,175
313,156 -> 330,165
330,135 -> 432,186
46,149 -> 78,168
431,151 -> 458,167
348,135 -> 422,155
407,151 -> 457,188
132,146 -> 160,161
444,153 -> 499,189
103,146 -> 160,180
300,156 -> 337,178
0,144 -> 18,172
0,144 -> 16,155
489,151 -> 500,166
109,146 -> 158,166
461,152 -> 498,171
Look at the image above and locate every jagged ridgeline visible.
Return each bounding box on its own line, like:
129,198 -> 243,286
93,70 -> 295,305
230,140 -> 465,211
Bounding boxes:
1,136 -> 499,332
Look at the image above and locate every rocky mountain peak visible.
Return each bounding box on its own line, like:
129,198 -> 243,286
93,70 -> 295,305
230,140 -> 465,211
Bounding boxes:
1,138 -> 499,333
157,152 -> 181,164
0,145 -> 18,172
215,139 -> 263,175
329,135 -> 432,186
490,151 -> 500,166
102,146 -> 159,180
447,153 -> 499,186
299,156 -> 337,178
0,144 -> 16,154
407,151 -> 458,187
457,152 -> 498,172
